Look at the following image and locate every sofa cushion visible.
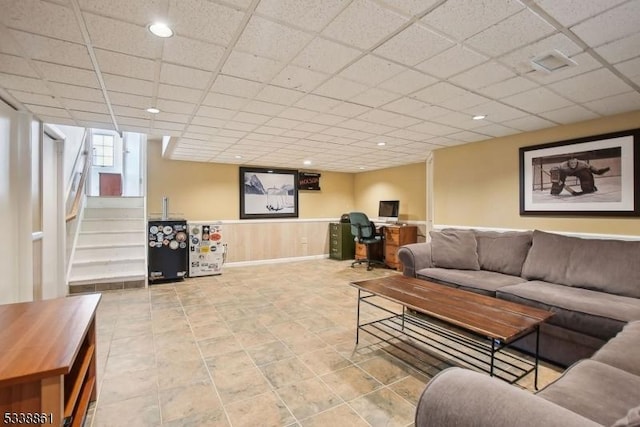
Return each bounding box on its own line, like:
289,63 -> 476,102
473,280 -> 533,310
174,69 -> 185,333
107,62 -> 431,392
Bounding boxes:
591,320 -> 640,377
497,281 -> 640,341
611,405 -> 640,427
475,230 -> 532,276
521,230 -> 640,298
429,229 -> 479,271
417,268 -> 527,296
536,359 -> 640,426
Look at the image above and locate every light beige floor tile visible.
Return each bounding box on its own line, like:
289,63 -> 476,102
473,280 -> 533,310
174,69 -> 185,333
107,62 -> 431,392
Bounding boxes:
156,359 -> 211,390
276,377 -> 342,420
162,409 -> 229,427
387,372 -> 430,406
357,354 -> 414,385
300,403 -> 369,427
205,349 -> 255,373
321,365 -> 383,401
93,394 -> 161,427
98,367 -> 158,405
103,352 -> 156,376
158,381 -> 222,423
213,366 -> 272,404
198,335 -> 242,358
246,340 -> 295,366
225,390 -> 295,427
298,347 -> 353,375
349,387 -> 416,427
260,356 -> 316,388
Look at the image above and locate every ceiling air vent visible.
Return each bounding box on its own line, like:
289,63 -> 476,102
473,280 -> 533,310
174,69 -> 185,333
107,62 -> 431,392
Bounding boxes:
530,49 -> 577,74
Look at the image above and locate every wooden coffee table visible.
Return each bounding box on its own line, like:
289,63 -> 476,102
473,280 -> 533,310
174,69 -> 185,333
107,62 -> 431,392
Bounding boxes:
350,276 -> 554,388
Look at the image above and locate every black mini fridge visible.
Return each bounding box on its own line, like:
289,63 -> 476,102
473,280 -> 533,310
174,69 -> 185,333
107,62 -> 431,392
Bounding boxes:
148,219 -> 188,283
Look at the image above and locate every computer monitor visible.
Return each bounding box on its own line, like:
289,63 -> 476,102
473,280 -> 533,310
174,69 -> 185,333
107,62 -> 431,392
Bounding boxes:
378,200 -> 399,223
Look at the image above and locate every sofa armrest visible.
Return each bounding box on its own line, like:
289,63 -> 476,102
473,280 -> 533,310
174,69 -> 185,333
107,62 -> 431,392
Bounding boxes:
416,368 -> 601,427
398,243 -> 433,277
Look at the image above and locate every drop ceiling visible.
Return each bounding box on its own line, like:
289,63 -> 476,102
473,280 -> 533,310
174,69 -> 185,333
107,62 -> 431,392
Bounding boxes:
1,0 -> 639,172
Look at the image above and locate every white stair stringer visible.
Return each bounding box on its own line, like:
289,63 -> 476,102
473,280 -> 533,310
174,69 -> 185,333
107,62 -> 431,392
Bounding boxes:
68,197 -> 146,291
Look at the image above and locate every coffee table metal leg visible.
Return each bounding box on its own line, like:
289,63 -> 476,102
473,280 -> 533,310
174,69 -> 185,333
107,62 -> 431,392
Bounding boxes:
534,325 -> 540,390
402,306 -> 405,331
356,289 -> 361,344
490,339 -> 496,377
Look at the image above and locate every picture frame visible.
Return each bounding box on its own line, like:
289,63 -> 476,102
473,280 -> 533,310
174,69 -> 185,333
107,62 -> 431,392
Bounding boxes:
239,167 -> 299,219
519,128 -> 640,216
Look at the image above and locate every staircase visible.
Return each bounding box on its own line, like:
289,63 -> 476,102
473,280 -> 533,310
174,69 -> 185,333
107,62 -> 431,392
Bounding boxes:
68,196 -> 147,293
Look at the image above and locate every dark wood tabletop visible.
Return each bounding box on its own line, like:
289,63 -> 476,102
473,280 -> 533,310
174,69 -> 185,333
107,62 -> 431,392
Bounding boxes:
351,276 -> 553,343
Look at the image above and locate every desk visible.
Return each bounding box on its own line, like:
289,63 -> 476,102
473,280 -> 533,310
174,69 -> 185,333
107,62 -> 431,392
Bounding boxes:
0,294 -> 101,427
354,224 -> 417,270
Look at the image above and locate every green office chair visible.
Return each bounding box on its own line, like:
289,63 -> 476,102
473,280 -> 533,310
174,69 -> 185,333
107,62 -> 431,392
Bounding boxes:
349,212 -> 385,271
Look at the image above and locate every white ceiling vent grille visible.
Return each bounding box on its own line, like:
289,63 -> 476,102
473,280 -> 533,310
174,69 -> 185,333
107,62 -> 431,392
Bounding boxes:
530,50 -> 577,74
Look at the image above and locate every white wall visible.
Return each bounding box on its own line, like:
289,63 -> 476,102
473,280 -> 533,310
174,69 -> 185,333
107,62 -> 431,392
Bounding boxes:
0,101 -> 17,303
56,124 -> 86,193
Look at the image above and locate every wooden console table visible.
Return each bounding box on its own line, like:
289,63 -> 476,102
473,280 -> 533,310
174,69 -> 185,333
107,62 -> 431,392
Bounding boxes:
0,294 -> 101,426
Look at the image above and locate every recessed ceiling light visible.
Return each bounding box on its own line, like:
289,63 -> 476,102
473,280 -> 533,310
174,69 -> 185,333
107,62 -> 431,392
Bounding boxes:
148,22 -> 173,38
234,155 -> 242,159
472,114 -> 486,120
359,166 -> 366,170
146,107 -> 160,114
377,142 -> 386,146
303,160 -> 312,166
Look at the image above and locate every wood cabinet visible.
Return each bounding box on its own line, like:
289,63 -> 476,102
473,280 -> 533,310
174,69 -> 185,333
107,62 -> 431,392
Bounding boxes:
383,225 -> 418,271
0,294 -> 101,427
329,223 -> 355,260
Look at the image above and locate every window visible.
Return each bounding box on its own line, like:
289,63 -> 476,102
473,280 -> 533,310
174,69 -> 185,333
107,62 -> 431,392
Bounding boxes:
92,134 -> 114,167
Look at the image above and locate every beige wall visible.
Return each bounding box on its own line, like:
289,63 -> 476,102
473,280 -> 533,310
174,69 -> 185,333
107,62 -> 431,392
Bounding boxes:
147,139 -> 355,220
433,110 -> 640,236
354,162 -> 426,221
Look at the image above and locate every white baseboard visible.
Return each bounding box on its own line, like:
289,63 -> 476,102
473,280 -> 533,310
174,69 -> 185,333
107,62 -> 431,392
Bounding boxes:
225,254 -> 330,268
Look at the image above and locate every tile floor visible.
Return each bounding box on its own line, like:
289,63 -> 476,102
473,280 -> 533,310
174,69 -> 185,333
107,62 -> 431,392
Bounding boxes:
86,259 -> 563,427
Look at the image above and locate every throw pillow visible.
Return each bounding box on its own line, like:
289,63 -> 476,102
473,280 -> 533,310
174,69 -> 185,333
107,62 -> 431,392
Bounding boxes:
429,229 -> 480,270
611,405 -> 640,427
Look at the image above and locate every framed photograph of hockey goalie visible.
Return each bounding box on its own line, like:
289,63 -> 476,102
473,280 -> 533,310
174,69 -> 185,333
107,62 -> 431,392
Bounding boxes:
519,128 -> 640,216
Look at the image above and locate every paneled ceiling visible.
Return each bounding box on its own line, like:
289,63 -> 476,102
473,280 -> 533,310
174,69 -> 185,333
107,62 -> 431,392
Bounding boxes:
1,0 -> 639,172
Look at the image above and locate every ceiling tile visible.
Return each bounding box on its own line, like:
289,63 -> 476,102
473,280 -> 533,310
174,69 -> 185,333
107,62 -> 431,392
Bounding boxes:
328,102 -> 371,117
234,111 -> 271,125
10,30 -> 92,69
116,117 -> 151,128
190,116 -> 224,128
381,97 -> 427,115
0,29 -> 23,56
477,76 -> 539,99
407,121 -> 457,136
168,0 -> 245,45
196,105 -> 236,120
339,55 -> 405,87
153,120 -> 186,131
464,101 -> 527,122
2,0 -> 83,43
34,61 -> 99,87
535,0 -> 627,28
7,90 -> 62,108
432,112 -> 488,129
309,113 -> 345,126
49,82 -> 103,101
376,0 -> 441,17
158,84 -> 203,103
616,57 -> 640,80
465,9 -> 555,57
322,0 -> 408,50
416,44 -> 487,79
62,98 -> 109,114
109,92 -> 151,109
295,94 -> 341,112
278,107 -> 318,121
94,49 -> 156,81
313,76 -> 368,100
570,1 -> 640,47
234,15 -> 314,61
584,91 -> 640,116
595,32 -> 640,64
270,65 -> 328,92
112,105 -> 149,119
103,74 -> 153,96
78,0 -> 169,27
255,85 -> 304,106
243,100 -> 286,115
222,51 -> 283,83
501,115 -> 555,132
501,87 -> 573,114
292,37 -> 361,74
548,68 -> 632,103
162,36 -> 225,71
538,105 -> 600,124
412,82 -> 468,104
256,0 -> 348,32
349,87 -> 397,107
160,62 -> 213,89
378,69 -> 437,95
473,123 -> 518,138
449,61 -> 516,90
421,0 -> 523,41
264,117 -> 303,130
26,104 -> 71,118
83,13 -> 161,59
202,91 -> 248,109
156,99 -> 195,114
0,53 -> 39,77
71,111 -> 112,123
210,75 -> 263,99
374,23 -> 453,66
409,105 -> 451,121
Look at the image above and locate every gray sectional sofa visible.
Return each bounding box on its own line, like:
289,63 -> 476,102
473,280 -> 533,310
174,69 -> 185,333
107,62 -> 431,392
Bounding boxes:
397,228 -> 640,366
415,320 -> 640,426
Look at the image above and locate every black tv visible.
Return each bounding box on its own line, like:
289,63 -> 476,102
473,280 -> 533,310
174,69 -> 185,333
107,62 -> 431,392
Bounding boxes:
378,200 -> 399,223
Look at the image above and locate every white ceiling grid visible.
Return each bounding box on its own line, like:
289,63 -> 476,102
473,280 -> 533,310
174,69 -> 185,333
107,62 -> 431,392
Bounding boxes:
0,0 -> 639,172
